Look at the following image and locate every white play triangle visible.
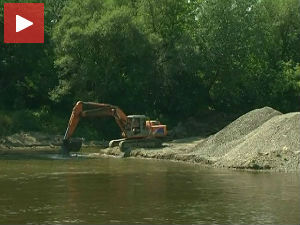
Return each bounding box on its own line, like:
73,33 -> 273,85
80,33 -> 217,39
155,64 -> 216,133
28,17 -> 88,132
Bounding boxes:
16,15 -> 33,32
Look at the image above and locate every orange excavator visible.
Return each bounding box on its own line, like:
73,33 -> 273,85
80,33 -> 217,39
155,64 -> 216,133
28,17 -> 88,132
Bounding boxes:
62,101 -> 167,153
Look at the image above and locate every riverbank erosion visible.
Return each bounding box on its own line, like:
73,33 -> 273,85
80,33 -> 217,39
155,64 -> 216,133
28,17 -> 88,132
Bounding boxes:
0,107 -> 299,172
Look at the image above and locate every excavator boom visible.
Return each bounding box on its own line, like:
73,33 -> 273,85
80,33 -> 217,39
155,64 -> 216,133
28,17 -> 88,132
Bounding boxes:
62,101 -> 128,152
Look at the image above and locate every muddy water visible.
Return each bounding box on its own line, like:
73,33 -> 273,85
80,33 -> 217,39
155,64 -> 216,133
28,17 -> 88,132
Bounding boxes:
0,153 -> 299,224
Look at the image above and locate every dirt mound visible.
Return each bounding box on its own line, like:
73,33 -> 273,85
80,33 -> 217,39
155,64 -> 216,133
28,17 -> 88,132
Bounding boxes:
185,107 -> 299,171
216,112 -> 300,171
192,107 -> 282,157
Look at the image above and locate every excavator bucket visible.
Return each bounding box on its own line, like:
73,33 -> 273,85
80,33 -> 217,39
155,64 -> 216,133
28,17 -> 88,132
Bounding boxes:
61,138 -> 83,154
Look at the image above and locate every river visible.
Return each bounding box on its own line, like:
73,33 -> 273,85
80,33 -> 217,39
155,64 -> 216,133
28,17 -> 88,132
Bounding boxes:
0,153 -> 299,224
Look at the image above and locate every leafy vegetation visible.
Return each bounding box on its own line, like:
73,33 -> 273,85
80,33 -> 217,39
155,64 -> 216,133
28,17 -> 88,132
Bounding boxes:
0,0 -> 299,139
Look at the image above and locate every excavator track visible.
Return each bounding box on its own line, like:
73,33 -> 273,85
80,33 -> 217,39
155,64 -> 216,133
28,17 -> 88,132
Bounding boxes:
118,138 -> 163,152
109,138 -> 126,148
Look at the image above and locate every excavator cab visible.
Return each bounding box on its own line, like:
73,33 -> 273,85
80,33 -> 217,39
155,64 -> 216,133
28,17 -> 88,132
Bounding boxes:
124,115 -> 167,138
125,115 -> 149,137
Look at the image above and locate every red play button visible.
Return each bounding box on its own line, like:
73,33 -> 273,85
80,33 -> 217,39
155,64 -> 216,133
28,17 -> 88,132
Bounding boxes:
16,15 -> 34,33
4,3 -> 44,43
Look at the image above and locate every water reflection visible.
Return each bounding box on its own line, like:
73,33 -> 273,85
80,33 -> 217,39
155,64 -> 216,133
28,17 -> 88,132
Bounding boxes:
0,155 -> 299,224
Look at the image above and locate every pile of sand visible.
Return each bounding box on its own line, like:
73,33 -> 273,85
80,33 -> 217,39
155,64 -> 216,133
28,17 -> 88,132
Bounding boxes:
215,112 -> 299,170
191,107 -> 299,171
191,107 -> 282,156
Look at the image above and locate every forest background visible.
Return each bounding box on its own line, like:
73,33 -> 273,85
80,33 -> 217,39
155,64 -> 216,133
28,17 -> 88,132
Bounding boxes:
0,0 -> 299,140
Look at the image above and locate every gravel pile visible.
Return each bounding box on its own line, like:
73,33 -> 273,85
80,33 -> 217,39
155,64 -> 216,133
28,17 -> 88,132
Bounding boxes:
190,107 -> 299,171
191,107 -> 282,157
215,112 -> 300,171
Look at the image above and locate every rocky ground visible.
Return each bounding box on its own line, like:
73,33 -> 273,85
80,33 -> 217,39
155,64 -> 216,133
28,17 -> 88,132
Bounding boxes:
0,107 -> 299,172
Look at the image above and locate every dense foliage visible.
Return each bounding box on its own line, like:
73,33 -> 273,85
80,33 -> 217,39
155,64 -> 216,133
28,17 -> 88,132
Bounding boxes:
0,0 -> 299,138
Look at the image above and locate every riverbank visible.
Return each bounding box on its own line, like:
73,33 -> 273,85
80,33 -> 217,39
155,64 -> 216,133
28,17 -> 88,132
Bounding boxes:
102,107 -> 299,172
1,107 -> 299,172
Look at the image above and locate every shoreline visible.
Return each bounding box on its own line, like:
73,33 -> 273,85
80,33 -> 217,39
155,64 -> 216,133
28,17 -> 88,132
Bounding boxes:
1,137 -> 299,173
1,107 -> 299,173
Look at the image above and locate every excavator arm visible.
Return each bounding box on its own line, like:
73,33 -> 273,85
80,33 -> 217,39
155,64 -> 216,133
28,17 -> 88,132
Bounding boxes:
62,101 -> 128,152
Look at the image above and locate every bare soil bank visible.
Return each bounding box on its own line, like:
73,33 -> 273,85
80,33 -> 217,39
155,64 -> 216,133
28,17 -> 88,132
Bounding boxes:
1,107 -> 299,172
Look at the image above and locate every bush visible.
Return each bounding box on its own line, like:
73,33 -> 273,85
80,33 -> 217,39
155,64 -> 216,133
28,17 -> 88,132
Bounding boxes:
0,112 -> 13,136
0,108 -> 107,140
271,61 -> 300,112
11,110 -> 42,131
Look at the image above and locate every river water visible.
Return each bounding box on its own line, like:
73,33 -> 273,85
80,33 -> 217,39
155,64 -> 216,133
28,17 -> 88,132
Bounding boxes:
0,153 -> 299,224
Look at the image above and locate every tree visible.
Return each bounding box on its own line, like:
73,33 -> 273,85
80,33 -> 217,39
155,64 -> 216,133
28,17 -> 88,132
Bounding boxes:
52,0 -> 158,115
195,0 -> 300,112
0,0 -> 67,109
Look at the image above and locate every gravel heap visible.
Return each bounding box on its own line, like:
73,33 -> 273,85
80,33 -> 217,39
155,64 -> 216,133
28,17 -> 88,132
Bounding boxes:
191,107 -> 299,171
192,107 -> 282,157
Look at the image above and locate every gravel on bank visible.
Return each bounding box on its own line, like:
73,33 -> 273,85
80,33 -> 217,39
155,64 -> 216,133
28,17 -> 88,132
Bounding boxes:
103,107 -> 299,172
